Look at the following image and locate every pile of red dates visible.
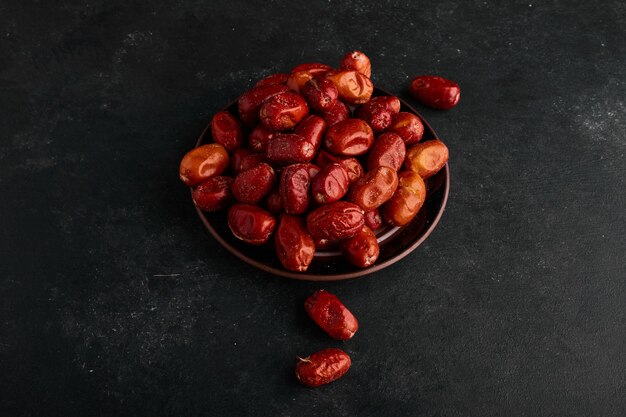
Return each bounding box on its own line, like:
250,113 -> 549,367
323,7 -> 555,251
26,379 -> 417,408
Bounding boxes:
179,51 -> 453,272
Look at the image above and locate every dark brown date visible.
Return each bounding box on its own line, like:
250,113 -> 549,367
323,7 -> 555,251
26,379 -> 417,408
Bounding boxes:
191,176 -> 234,212
324,119 -> 374,156
306,201 -> 364,240
227,203 -> 276,245
311,163 -> 350,205
367,132 -> 406,171
348,166 -> 398,211
274,214 -> 315,272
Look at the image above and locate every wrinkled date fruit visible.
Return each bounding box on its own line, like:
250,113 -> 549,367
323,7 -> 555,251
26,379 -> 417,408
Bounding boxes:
348,166 -> 398,211
355,96 -> 401,132
192,176 -> 234,212
287,63 -> 333,93
326,70 -> 374,105
231,162 -> 275,204
304,289 -> 359,340
267,133 -> 316,165
320,100 -> 350,127
341,226 -> 380,268
179,143 -> 230,187
410,75 -> 460,110
295,115 -> 326,154
302,77 -> 338,112
248,125 -> 275,153
295,348 -> 351,388
255,73 -> 289,87
381,186 -> 423,227
398,170 -> 427,201
306,201 -> 364,240
364,208 -> 382,230
259,92 -> 309,131
339,50 -> 371,78
280,164 -> 312,214
367,132 -> 406,171
275,214 -> 315,272
311,163 -> 350,204
227,203 -> 276,245
404,139 -> 449,178
211,111 -> 243,152
339,157 -> 364,185
238,84 -> 289,126
387,112 -> 424,145
324,119 -> 374,156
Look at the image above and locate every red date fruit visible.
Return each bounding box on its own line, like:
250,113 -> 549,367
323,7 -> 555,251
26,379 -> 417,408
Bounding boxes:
274,214 -> 315,272
248,125 -> 275,153
354,96 -> 401,132
295,115 -> 326,154
267,133 -> 316,165
339,157 -> 364,185
315,149 -> 341,167
324,119 -> 374,156
230,148 -> 251,175
227,203 -> 276,245
387,112 -> 424,145
306,201 -> 364,240
238,84 -> 289,126
210,111 -> 243,152
381,186 -> 423,226
302,77 -> 338,112
295,348 -> 351,388
287,64 -> 333,94
398,171 -> 427,201
339,50 -> 371,78
255,73 -> 289,87
231,162 -> 275,204
364,208 -> 382,230
192,176 -> 234,212
304,289 -> 359,340
280,164 -> 312,214
410,75 -> 460,110
341,226 -> 380,267
367,132 -> 406,171
326,70 -> 374,105
259,92 -> 309,131
348,166 -> 398,211
404,139 -> 449,178
265,187 -> 283,214
238,153 -> 267,173
320,100 -> 350,127
311,163 -> 349,204
179,143 -> 229,187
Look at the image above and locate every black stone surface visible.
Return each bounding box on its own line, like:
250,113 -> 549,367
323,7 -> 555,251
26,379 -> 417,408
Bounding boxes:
1,1 -> 625,416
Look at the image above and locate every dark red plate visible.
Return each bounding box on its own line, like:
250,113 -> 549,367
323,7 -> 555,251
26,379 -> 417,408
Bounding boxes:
192,88 -> 449,281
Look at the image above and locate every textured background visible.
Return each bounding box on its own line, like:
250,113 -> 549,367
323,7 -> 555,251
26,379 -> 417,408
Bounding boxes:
1,1 -> 625,416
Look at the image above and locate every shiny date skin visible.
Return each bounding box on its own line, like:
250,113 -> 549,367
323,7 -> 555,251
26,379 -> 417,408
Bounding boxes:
354,96 -> 401,132
265,187 -> 283,214
324,119 -> 374,156
339,50 -> 371,78
248,125 -> 275,153
259,92 -> 309,131
266,133 -> 316,165
409,75 -> 460,110
274,214 -> 315,272
210,111 -> 243,152
231,162 -> 275,204
348,166 -> 399,211
306,201 -> 364,241
179,143 -> 229,187
367,132 -> 406,171
381,186 -> 423,227
191,176 -> 234,212
302,77 -> 338,112
238,83 -> 289,126
404,139 -> 449,178
340,226 -> 380,268
326,70 -> 374,105
287,63 -> 333,93
227,203 -> 276,245
314,150 -> 363,184
295,115 -> 326,154
364,208 -> 382,230
304,289 -> 359,340
295,348 -> 351,388
311,163 -> 350,204
398,170 -> 427,201
387,112 -> 424,145
280,164 -> 312,215
319,100 -> 350,127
